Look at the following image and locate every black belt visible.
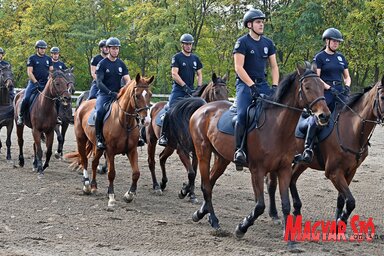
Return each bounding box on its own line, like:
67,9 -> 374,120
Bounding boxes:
326,81 -> 342,86
252,77 -> 266,84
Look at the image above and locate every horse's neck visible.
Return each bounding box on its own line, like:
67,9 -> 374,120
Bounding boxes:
36,81 -> 56,110
0,87 -> 10,105
114,95 -> 137,127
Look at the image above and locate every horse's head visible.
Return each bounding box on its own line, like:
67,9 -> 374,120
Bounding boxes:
124,73 -> 153,126
296,61 -> 330,126
201,73 -> 229,102
64,67 -> 76,95
373,75 -> 384,122
50,69 -> 72,107
0,64 -> 14,90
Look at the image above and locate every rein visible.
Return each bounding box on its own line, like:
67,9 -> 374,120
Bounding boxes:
334,84 -> 383,161
37,72 -> 72,101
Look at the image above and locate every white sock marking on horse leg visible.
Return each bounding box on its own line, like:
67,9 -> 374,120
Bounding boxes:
83,169 -> 89,179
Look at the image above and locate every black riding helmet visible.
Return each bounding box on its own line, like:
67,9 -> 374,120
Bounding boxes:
180,34 -> 194,44
98,39 -> 107,48
50,47 -> 60,53
0,47 -> 4,54
35,40 -> 48,49
322,28 -> 344,42
106,37 -> 121,47
243,8 -> 266,28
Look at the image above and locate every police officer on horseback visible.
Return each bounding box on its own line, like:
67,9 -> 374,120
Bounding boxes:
87,39 -> 109,100
0,47 -> 15,101
158,33 -> 203,146
295,28 -> 351,163
17,40 -> 53,125
50,47 -> 68,71
94,37 -> 130,150
232,8 -> 279,166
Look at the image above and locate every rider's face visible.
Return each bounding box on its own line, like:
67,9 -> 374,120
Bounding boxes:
37,48 -> 46,56
108,46 -> 119,58
328,39 -> 341,51
0,53 -> 3,60
250,19 -> 264,34
182,43 -> 193,53
101,46 -> 109,55
51,53 -> 59,61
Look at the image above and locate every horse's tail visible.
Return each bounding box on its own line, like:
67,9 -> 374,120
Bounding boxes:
64,141 -> 94,170
168,97 -> 206,154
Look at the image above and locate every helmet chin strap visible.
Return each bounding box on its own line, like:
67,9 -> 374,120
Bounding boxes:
327,40 -> 336,53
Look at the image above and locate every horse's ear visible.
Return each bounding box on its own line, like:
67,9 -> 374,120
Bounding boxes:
69,66 -> 74,72
212,73 -> 217,83
310,61 -> 317,72
148,75 -> 155,85
222,72 -> 229,83
135,73 -> 141,83
296,61 -> 306,76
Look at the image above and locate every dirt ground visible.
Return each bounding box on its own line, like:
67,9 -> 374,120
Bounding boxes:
0,122 -> 383,256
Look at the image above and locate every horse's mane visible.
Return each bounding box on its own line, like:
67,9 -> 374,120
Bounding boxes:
345,85 -> 374,109
168,97 -> 207,151
193,83 -> 208,97
271,71 -> 297,103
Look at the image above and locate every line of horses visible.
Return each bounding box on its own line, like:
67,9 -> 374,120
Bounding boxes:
1,62 -> 382,250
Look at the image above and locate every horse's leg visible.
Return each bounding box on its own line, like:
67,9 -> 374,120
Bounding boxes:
335,192 -> 346,221
235,168 -> 266,238
77,136 -> 90,194
106,153 -> 117,207
265,172 -> 281,224
124,148 -> 140,203
97,152 -> 108,174
6,121 -> 13,161
159,146 -> 174,191
176,148 -> 197,204
147,132 -> 161,194
16,125 -> 25,167
90,149 -> 103,194
31,129 -> 44,176
42,131 -> 54,171
289,163 -> 308,216
54,124 -> 63,159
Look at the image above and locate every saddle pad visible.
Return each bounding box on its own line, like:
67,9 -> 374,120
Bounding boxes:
0,105 -> 14,120
295,110 -> 337,142
87,102 -> 113,126
217,102 -> 262,135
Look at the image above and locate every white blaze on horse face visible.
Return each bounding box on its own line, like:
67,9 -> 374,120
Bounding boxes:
144,116 -> 151,126
142,90 -> 147,98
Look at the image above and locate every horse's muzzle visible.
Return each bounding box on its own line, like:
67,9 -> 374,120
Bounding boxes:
60,96 -> 71,106
316,112 -> 330,126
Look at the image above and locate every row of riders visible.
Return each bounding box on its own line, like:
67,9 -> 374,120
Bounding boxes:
1,8 -> 381,249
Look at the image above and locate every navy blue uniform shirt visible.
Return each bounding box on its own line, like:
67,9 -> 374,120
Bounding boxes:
233,34 -> 276,81
313,51 -> 348,85
52,60 -> 67,71
171,52 -> 202,90
0,60 -> 10,66
96,57 -> 128,94
91,54 -> 104,66
27,54 -> 52,84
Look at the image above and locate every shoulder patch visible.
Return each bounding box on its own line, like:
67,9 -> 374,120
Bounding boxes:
234,40 -> 241,49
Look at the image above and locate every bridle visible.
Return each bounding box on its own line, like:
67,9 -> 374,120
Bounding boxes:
0,67 -> 14,89
38,71 -> 72,102
298,71 -> 326,114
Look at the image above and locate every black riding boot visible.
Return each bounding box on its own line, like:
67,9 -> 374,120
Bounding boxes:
95,117 -> 106,150
55,100 -> 62,125
17,99 -> 27,126
138,126 -> 145,147
297,122 -> 318,163
158,112 -> 169,147
233,122 -> 247,168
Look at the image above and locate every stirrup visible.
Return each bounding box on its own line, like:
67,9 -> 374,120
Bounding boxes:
96,140 -> 106,150
293,149 -> 313,164
56,117 -> 62,125
234,149 -> 247,168
158,135 -> 168,147
17,115 -> 24,126
138,138 -> 145,147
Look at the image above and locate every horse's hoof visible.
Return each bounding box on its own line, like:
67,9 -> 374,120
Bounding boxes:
160,181 -> 167,191
287,241 -> 303,253
271,217 -> 282,225
37,172 -> 44,179
108,194 -> 116,207
123,191 -> 136,203
54,151 -> 61,159
83,185 -> 91,195
192,211 -> 201,222
234,225 -> 245,239
189,194 -> 198,204
91,187 -> 97,194
178,189 -> 187,199
153,188 -> 163,196
97,165 -> 107,174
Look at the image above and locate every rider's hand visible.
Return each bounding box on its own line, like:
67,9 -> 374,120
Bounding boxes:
33,81 -> 40,87
250,84 -> 260,98
343,86 -> 350,96
183,85 -> 193,95
329,87 -> 339,96
109,91 -> 118,98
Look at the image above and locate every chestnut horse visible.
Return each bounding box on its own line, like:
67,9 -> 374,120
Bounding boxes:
0,64 -> 14,162
14,69 -> 73,176
74,74 -> 153,207
145,73 -> 228,202
183,63 -> 330,247
266,75 -> 384,228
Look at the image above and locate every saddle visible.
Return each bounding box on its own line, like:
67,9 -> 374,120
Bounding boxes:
217,98 -> 265,135
87,101 -> 113,126
154,103 -> 169,127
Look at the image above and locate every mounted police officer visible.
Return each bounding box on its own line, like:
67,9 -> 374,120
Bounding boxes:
17,40 -> 53,125
87,39 -> 109,100
158,33 -> 203,146
0,47 -> 15,101
232,8 -> 279,166
94,37 -> 130,150
295,28 -> 351,163
50,47 -> 68,71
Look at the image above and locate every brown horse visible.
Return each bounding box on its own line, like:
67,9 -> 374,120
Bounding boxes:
0,64 -> 15,162
145,73 -> 228,202
266,75 -> 384,228
183,63 -> 330,247
14,69 -> 73,176
74,74 -> 153,207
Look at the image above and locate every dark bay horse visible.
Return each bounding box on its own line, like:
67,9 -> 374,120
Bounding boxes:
145,73 -> 228,202
54,69 -> 75,159
0,64 -> 15,162
183,63 -> 330,246
74,74 -> 153,207
14,69 -> 73,176
266,75 -> 384,228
